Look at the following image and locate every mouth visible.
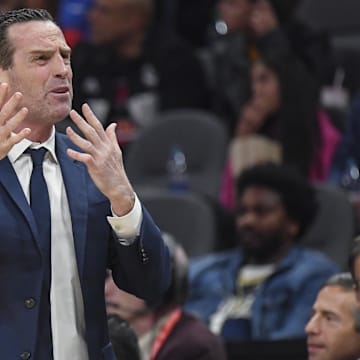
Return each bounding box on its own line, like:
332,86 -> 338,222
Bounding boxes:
238,229 -> 262,246
50,86 -> 71,95
307,342 -> 325,355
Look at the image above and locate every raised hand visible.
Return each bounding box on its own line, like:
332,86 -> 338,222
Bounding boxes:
235,99 -> 268,136
0,83 -> 30,160
66,103 -> 135,216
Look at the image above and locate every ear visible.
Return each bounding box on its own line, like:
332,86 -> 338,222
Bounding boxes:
286,219 -> 300,238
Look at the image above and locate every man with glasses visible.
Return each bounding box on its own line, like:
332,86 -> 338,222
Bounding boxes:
185,163 -> 339,340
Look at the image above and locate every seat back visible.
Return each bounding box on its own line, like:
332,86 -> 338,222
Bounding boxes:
300,183 -> 355,269
125,109 -> 228,200
138,188 -> 217,257
296,0 -> 360,33
226,338 -> 307,360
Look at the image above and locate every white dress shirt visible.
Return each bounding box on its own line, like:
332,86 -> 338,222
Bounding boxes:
8,128 -> 142,360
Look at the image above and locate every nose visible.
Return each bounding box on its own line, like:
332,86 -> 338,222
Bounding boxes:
237,211 -> 257,228
53,54 -> 71,79
305,315 -> 319,335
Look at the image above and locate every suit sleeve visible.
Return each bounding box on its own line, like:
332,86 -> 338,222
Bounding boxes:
107,206 -> 171,305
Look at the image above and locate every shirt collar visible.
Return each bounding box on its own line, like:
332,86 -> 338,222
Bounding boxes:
8,126 -> 58,164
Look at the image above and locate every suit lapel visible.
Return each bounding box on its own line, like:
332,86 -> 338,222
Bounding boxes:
0,157 -> 40,247
56,134 -> 88,277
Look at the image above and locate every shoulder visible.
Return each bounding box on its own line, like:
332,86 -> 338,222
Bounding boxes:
165,312 -> 227,359
55,131 -> 80,152
295,247 -> 339,270
277,246 -> 339,284
190,249 -> 241,278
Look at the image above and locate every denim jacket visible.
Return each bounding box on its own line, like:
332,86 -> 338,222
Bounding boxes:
184,245 -> 339,340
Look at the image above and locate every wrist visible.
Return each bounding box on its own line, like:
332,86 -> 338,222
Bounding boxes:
110,191 -> 136,216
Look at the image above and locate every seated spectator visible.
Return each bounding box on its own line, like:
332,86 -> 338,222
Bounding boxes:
185,163 -> 339,340
105,234 -> 227,360
349,235 -> 360,303
234,56 -> 341,180
108,314 -> 141,360
236,56 -> 318,177
207,0 -> 334,134
220,56 -> 341,209
305,272 -> 360,360
57,0 -> 210,151
329,92 -> 360,191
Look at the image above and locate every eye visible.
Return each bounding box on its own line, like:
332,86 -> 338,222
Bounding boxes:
324,313 -> 337,322
62,53 -> 71,64
34,55 -> 49,63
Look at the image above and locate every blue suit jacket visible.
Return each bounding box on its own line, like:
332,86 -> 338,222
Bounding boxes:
0,132 -> 170,360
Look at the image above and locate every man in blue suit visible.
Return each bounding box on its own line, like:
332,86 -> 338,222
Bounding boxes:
0,8 -> 170,360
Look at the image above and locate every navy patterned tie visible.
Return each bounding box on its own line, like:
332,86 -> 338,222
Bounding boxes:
28,147 -> 51,252
28,147 -> 53,357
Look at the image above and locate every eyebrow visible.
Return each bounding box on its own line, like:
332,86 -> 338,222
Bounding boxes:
321,309 -> 340,320
28,47 -> 71,56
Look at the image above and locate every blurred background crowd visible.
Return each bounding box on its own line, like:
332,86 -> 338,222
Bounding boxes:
3,0 -> 360,359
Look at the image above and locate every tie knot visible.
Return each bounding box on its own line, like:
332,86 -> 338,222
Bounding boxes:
28,147 -> 47,167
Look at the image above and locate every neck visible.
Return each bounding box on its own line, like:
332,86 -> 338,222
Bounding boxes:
248,240 -> 294,265
17,124 -> 53,144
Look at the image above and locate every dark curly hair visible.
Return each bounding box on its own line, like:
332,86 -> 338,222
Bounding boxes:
236,162 -> 318,237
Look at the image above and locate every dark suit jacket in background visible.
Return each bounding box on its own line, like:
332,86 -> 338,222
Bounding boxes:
156,312 -> 227,360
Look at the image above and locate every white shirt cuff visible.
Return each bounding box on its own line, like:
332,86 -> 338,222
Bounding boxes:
107,193 -> 143,245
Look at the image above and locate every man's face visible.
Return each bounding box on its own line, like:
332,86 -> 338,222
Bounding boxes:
218,0 -> 254,32
305,286 -> 360,360
251,61 -> 281,116
88,0 -> 143,45
0,20 -> 73,126
235,186 -> 298,261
